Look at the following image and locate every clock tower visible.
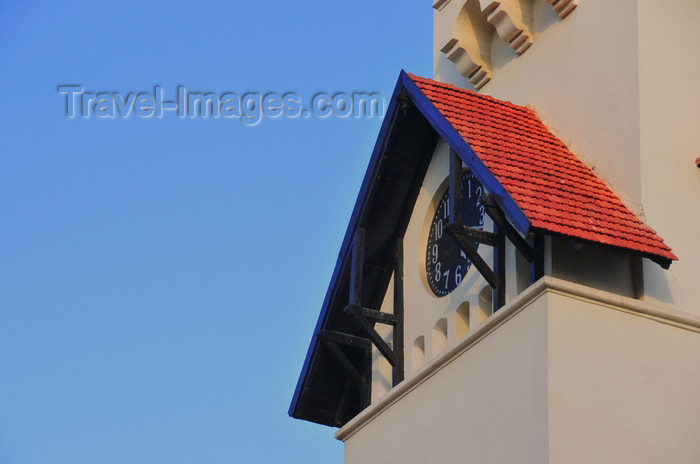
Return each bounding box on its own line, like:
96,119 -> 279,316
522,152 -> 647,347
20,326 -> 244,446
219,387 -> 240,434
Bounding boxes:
291,1 -> 700,462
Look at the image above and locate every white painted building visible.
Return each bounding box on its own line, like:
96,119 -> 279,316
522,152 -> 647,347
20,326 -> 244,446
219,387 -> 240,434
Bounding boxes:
291,1 -> 700,462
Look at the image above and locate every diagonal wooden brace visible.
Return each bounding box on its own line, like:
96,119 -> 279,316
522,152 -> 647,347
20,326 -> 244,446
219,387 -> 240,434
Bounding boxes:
447,228 -> 499,289
318,329 -> 371,350
482,193 -> 534,262
321,340 -> 365,393
345,304 -> 396,325
318,330 -> 370,395
345,304 -> 398,366
444,223 -> 497,246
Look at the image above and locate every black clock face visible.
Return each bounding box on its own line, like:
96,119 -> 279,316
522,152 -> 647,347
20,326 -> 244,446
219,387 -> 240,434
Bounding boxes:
426,171 -> 485,297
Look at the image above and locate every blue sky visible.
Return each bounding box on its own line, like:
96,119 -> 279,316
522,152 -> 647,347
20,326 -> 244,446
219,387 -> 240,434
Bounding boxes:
0,1 -> 432,463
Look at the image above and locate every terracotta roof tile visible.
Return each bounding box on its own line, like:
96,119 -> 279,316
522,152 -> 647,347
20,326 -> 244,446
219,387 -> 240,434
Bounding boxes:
408,73 -> 677,263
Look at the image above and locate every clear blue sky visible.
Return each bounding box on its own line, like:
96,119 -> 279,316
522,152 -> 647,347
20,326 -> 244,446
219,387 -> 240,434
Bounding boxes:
0,2 -> 431,463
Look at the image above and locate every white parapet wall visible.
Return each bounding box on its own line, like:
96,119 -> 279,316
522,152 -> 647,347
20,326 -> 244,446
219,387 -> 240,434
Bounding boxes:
337,277 -> 700,464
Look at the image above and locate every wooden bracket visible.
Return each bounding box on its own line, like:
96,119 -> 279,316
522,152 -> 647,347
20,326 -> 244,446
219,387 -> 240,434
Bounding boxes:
318,329 -> 371,408
449,149 -> 463,225
482,193 -> 534,262
392,239 -> 404,385
446,227 -> 499,289
530,232 -> 545,283
344,228 -> 405,398
444,223 -> 496,246
345,304 -> 396,325
345,304 -> 398,366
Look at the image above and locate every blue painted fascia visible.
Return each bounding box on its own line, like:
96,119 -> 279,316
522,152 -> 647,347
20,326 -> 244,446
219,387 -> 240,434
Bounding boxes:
289,76 -> 407,417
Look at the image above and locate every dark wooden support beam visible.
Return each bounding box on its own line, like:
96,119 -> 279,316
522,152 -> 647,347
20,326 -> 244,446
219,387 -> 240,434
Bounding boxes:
343,234 -> 405,394
397,89 -> 411,116
320,339 -> 365,393
318,329 -> 371,350
530,233 -> 545,283
393,238 -> 404,386
350,227 -> 366,307
334,379 -> 353,426
494,223 -> 506,310
345,305 -> 396,325
447,229 -> 499,289
362,338 -> 372,408
444,223 -> 496,246
631,254 -> 644,299
449,149 -> 462,224
482,194 -> 534,262
345,305 -> 398,366
318,330 -> 371,408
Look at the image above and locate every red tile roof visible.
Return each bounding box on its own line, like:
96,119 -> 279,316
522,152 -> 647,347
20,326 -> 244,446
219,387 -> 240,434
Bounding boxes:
408,73 -> 677,264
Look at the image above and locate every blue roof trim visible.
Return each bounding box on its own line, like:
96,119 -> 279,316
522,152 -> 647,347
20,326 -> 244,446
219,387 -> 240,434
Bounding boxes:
398,71 -> 531,235
289,76 -> 406,417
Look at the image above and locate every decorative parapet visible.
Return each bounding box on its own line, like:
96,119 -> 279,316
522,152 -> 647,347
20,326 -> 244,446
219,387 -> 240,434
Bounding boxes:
438,0 -> 576,90
480,0 -> 533,55
546,0 -> 577,19
441,38 -> 491,90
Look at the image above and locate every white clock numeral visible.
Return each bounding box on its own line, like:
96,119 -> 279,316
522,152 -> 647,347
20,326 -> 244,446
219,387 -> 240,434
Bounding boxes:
443,270 -> 450,289
435,219 -> 443,240
455,265 -> 462,286
432,244 -> 438,263
435,262 -> 442,282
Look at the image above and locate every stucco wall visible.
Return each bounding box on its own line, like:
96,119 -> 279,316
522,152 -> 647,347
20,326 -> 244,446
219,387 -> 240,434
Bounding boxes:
341,279 -> 700,463
637,0 -> 700,310
547,289 -> 700,463
342,286 -> 550,464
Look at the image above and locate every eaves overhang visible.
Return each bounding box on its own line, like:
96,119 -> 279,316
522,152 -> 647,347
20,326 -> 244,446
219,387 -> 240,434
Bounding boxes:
289,71 -> 443,426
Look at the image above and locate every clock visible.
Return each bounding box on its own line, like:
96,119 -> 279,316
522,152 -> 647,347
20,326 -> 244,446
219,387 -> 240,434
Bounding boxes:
425,171 -> 485,296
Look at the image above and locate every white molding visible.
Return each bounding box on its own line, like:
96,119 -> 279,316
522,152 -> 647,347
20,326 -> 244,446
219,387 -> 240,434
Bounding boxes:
480,0 -> 533,55
486,7 -> 532,54
438,0 -> 577,86
546,0 -> 578,19
336,276 -> 700,442
440,38 -> 491,90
